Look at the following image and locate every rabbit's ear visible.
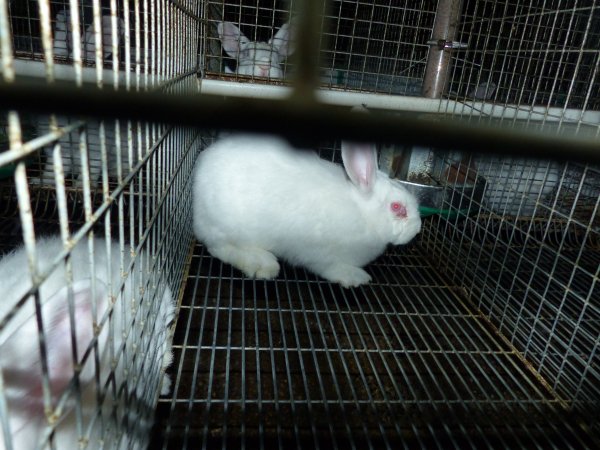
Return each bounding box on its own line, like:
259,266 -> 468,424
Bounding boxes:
341,142 -> 378,193
270,21 -> 295,57
217,22 -> 250,58
42,279 -> 108,394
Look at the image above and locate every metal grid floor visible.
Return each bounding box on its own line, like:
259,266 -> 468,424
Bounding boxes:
151,243 -> 596,449
422,215 -> 600,435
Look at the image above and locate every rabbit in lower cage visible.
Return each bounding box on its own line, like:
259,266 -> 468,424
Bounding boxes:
34,117 -> 139,188
0,236 -> 175,450
193,134 -> 422,288
217,21 -> 295,78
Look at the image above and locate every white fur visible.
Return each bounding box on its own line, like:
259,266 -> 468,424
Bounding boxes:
193,134 -> 421,288
82,15 -> 125,62
0,237 -> 175,450
46,11 -> 131,189
217,21 -> 294,78
53,10 -> 72,58
53,10 -> 124,63
34,117 -> 140,188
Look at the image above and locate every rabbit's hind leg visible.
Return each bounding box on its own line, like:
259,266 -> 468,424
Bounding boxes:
207,243 -> 280,280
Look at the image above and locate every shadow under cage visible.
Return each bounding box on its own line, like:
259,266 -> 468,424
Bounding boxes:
0,0 -> 599,449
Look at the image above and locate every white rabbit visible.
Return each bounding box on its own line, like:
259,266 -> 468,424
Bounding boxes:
34,116 -> 139,188
53,9 -> 124,63
193,134 -> 422,288
217,21 -> 294,78
0,236 -> 175,450
53,10 -> 72,58
82,15 -> 125,63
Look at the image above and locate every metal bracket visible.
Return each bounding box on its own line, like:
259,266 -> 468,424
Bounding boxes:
427,39 -> 468,50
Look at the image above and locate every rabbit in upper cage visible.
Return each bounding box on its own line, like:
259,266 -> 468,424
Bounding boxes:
0,236 -> 175,450
193,134 -> 422,288
33,116 -> 139,188
217,20 -> 295,78
54,9 -> 124,63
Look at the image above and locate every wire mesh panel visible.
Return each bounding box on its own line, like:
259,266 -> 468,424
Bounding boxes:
0,0 -> 202,449
429,0 -> 600,143
152,242 -> 597,449
2,0 -> 600,449
319,0 -> 436,95
421,155 -> 600,438
202,0 -> 297,80
202,0 -> 436,94
202,0 -> 600,138
452,0 -> 600,112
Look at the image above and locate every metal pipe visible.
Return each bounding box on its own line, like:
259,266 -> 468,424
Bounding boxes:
199,79 -> 600,124
422,0 -> 464,98
13,59 -> 600,123
290,0 -> 323,101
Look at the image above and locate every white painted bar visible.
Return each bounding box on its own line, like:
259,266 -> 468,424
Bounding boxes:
200,78 -> 600,125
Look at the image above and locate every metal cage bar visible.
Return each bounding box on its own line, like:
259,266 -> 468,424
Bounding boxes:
1,1 -> 599,449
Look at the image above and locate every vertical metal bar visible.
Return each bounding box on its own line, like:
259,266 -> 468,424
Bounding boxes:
558,7 -> 596,129
291,0 -> 323,100
157,0 -> 163,82
0,368 -> 13,450
281,281 -> 322,449
13,163 -> 59,429
68,0 -> 84,86
144,0 -> 150,88
163,1 -> 172,90
37,0 -> 55,82
91,0 -> 103,85
273,281 -> 302,449
252,279 -> 265,450
150,0 -> 156,87
134,0 -> 141,90
422,0 -> 463,98
0,0 -> 14,82
321,284 -> 390,448
99,120 -> 110,196
200,260 -> 224,449
307,281 -> 370,448
110,0 -> 121,88
124,0 -> 132,89
262,281 -> 283,449
51,142 -> 71,243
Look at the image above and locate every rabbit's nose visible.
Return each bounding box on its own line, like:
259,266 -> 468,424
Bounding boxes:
258,65 -> 270,76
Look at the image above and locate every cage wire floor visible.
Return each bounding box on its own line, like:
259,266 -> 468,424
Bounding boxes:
150,240 -> 597,449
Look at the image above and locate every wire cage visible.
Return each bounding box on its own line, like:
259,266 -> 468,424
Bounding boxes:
1,0 -> 599,449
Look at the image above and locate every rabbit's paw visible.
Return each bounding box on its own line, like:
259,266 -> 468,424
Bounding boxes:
239,248 -> 280,279
254,260 -> 281,279
211,244 -> 280,280
160,374 -> 172,396
321,264 -> 372,288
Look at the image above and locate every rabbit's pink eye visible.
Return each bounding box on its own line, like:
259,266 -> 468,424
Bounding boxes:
391,202 -> 407,218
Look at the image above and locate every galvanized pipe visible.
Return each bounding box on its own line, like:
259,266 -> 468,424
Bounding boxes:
422,0 -> 464,98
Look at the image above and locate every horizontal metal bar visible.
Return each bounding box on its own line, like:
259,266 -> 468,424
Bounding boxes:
4,67 -> 599,125
1,79 -> 599,165
0,120 -> 84,166
200,79 -> 600,124
11,58 -> 167,86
